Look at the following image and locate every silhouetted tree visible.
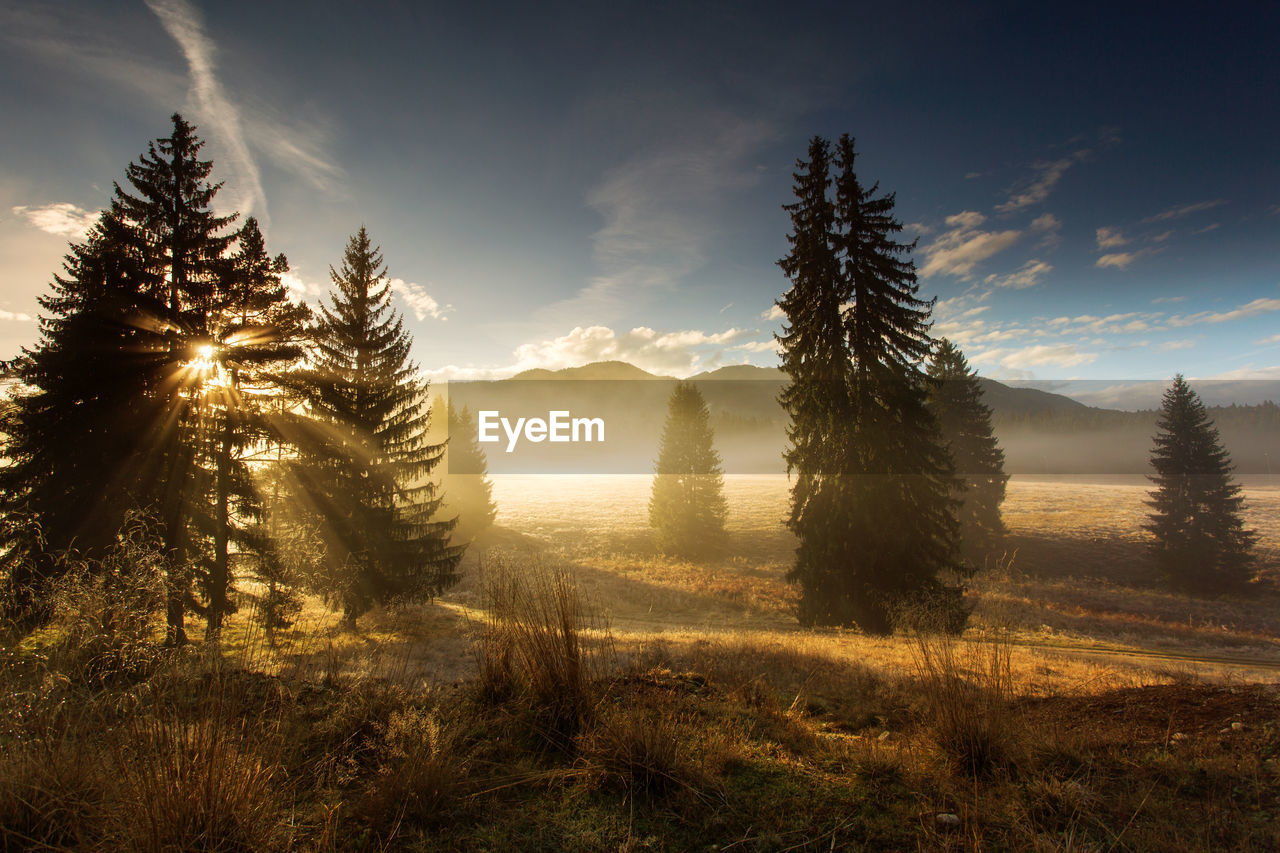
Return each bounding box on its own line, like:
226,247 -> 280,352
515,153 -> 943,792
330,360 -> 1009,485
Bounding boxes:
443,402 -> 497,541
778,134 -> 963,633
111,114 -> 239,644
293,228 -> 463,625
0,210 -> 167,628
1144,375 -> 1255,591
189,217 -> 310,638
927,338 -> 1007,568
649,381 -> 728,554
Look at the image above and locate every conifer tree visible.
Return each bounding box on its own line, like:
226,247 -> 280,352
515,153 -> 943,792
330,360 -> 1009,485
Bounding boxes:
293,227 -> 462,625
778,134 -> 963,633
0,209 -> 167,626
111,114 -> 239,644
1144,375 -> 1255,591
191,217 -> 310,637
649,381 -> 728,555
927,338 -> 1008,568
443,402 -> 497,541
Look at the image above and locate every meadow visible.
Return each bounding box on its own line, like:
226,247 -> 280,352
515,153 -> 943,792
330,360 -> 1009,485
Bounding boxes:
3,474 -> 1279,851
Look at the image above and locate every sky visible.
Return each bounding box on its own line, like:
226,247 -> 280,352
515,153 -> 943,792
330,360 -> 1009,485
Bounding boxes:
2,0 -> 1278,395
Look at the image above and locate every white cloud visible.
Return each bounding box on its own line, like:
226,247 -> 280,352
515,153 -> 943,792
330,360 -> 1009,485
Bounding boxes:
983,259 -> 1052,289
1168,297 -> 1280,328
762,304 -> 785,321
1095,226 -> 1128,249
1207,365 -> 1280,380
1152,295 -> 1185,304
511,325 -> 746,376
389,278 -> 450,321
1158,339 -> 1197,351
281,270 -> 323,302
0,309 -> 34,322
971,343 -> 1099,370
995,152 -> 1087,212
1142,199 -> 1227,223
919,211 -> 1021,279
12,203 -> 98,239
1256,333 -> 1280,345
732,339 -> 781,354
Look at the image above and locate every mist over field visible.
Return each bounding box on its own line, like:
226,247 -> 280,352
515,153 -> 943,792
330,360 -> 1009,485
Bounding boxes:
443,368 -> 1279,475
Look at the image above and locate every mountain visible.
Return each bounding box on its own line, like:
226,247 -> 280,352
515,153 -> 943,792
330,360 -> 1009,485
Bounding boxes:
690,365 -> 786,382
975,377 -> 1089,415
445,361 -> 1277,475
510,360 -> 665,381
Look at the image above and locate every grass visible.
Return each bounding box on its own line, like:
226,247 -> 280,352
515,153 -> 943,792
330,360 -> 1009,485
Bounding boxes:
3,474 -> 1280,849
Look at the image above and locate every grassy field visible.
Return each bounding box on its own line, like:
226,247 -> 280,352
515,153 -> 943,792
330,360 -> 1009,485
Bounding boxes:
4,474 -> 1280,850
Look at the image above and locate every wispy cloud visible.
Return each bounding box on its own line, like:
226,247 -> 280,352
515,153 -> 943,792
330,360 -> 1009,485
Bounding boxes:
1159,339 -> 1197,351
995,150 -> 1088,213
762,304 -> 785,321
11,203 -> 98,240
983,259 -> 1051,290
971,343 -> 1099,370
145,0 -> 266,222
549,115 -> 774,323
389,278 -> 451,321
1168,297 -> 1280,327
919,211 -> 1021,278
1257,333 -> 1280,346
1095,226 -> 1128,249
1141,199 -> 1227,223
1096,249 -> 1154,270
0,309 -> 35,323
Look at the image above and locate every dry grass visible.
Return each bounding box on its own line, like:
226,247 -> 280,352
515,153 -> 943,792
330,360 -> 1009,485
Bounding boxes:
4,475 -> 1280,850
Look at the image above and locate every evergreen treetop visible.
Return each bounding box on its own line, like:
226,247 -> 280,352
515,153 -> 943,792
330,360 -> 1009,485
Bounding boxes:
927,338 -> 1008,565
649,381 -> 728,555
296,227 -> 462,623
777,134 -> 962,634
1144,375 -> 1255,591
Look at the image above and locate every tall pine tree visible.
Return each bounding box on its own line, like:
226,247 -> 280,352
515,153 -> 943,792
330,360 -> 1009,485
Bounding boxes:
112,114 -> 238,644
778,134 -> 963,633
1144,375 -> 1255,592
0,208 -> 167,627
927,338 -> 1007,568
649,381 -> 728,555
442,402 -> 497,542
294,228 -> 462,625
190,217 -> 310,638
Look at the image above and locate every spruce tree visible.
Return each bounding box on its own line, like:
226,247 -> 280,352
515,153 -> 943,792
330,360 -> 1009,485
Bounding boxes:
927,338 -> 1008,568
0,209 -> 167,626
191,217 -> 310,637
1144,375 -> 1255,591
778,134 -> 963,633
294,227 -> 463,625
111,114 -> 238,644
443,402 -> 497,541
649,381 -> 729,555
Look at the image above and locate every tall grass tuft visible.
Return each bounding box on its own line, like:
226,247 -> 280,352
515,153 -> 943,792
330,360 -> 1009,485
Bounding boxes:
475,554 -> 611,748
110,675 -> 292,852
911,625 -> 1020,776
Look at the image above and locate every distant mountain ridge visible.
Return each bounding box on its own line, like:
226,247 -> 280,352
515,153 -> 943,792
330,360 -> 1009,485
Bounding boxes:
505,360 -> 1092,417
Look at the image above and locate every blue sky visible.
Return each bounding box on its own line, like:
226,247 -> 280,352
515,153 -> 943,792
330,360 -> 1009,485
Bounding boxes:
2,0 -> 1278,388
